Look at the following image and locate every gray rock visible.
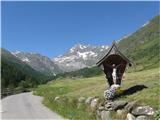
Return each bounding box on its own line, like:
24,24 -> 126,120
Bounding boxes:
105,102 -> 113,108
101,110 -> 110,120
85,97 -> 94,104
117,109 -> 122,116
116,109 -> 127,117
54,96 -> 68,103
104,101 -> 114,110
110,101 -> 127,110
78,97 -> 86,103
54,96 -> 60,101
125,101 -> 137,112
132,106 -> 154,116
136,115 -> 148,120
126,113 -> 136,120
96,110 -> 101,117
90,98 -> 100,109
107,108 -> 114,111
98,106 -> 105,111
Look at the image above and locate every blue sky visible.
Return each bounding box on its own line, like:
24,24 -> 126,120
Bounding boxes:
2,1 -> 159,58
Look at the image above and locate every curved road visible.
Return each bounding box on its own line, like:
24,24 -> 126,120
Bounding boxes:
1,92 -> 64,120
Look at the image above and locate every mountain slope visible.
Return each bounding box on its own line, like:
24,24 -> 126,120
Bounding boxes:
53,44 -> 109,72
12,51 -> 62,76
1,48 -> 48,91
118,15 -> 159,68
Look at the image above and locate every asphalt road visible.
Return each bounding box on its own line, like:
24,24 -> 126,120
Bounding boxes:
1,92 -> 64,120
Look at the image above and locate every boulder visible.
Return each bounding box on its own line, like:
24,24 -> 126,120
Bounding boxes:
104,102 -> 114,111
98,106 -> 105,111
125,101 -> 137,112
116,109 -> 127,117
136,115 -> 148,120
54,96 -> 68,104
78,97 -> 86,103
126,113 -> 136,120
104,101 -> 112,108
96,110 -> 101,117
132,106 -> 154,116
54,96 -> 60,101
90,98 -> 100,109
101,110 -> 110,120
85,97 -> 94,105
111,101 -> 127,110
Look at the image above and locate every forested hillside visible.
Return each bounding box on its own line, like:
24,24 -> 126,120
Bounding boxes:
1,48 -> 50,93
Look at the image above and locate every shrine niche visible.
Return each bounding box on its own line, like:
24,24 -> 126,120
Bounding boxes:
96,42 -> 132,86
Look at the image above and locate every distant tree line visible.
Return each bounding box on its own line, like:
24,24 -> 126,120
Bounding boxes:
1,60 -> 51,94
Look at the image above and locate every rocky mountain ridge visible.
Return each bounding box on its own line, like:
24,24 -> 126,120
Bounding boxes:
11,44 -> 109,73
11,51 -> 62,76
52,44 -> 109,72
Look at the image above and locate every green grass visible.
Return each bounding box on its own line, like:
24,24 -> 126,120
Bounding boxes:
34,68 -> 160,119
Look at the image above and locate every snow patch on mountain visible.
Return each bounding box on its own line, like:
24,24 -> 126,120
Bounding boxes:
70,48 -> 74,53
142,21 -> 150,27
52,44 -> 109,72
54,55 -> 77,62
11,51 -> 21,56
101,46 -> 109,49
79,44 -> 87,49
22,57 -> 30,62
77,51 -> 97,60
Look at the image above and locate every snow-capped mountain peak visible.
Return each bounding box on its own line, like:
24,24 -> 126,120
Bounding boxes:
11,43 -> 109,74
52,43 -> 109,72
69,44 -> 88,53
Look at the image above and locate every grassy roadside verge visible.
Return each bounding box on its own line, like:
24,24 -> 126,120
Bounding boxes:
34,68 -> 159,120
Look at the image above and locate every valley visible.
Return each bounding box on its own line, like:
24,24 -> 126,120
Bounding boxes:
1,15 -> 159,120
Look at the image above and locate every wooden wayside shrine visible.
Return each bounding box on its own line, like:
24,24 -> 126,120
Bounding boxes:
96,42 -> 132,86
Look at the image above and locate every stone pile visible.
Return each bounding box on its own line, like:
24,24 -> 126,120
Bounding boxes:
77,96 -> 155,120
54,95 -> 155,120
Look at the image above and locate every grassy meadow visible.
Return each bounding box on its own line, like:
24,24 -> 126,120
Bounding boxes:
34,67 -> 159,119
